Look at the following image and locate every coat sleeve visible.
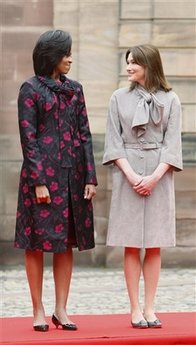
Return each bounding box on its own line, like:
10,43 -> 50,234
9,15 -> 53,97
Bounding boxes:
160,93 -> 183,171
18,81 -> 47,186
102,93 -> 127,165
78,85 -> 98,186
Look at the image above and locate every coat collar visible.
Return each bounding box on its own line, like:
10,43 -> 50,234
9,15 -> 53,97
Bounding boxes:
37,74 -> 74,99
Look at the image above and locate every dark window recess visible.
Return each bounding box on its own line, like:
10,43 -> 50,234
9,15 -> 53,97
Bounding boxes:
182,133 -> 196,166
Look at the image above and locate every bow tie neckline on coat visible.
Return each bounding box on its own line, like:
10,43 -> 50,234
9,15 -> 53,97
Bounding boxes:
132,86 -> 164,137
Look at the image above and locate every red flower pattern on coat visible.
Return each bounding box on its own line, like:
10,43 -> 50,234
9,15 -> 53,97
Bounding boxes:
50,181 -> 58,192
46,167 -> 55,176
53,196 -> 63,205
40,209 -> 50,218
43,136 -> 53,144
55,224 -> 64,233
25,98 -> 34,107
43,241 -> 52,251
20,120 -> 30,128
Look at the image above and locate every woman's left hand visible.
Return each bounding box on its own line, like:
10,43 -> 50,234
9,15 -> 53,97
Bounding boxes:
83,184 -> 96,200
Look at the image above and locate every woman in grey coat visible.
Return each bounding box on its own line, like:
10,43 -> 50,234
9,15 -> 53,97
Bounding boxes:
103,44 -> 182,328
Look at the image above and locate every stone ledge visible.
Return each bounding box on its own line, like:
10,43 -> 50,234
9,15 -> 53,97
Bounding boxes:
1,241 -> 195,268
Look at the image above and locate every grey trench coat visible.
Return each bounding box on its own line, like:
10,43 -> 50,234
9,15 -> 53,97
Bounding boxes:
103,86 -> 183,248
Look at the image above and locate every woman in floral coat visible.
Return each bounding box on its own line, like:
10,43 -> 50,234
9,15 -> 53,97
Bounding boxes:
15,30 -> 97,331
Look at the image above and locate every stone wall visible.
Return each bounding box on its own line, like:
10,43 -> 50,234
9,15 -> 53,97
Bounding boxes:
0,0 -> 195,267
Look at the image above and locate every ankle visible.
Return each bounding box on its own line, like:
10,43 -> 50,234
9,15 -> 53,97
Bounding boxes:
131,310 -> 145,323
143,309 -> 157,320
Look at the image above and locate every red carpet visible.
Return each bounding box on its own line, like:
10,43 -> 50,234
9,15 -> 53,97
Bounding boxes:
1,313 -> 196,345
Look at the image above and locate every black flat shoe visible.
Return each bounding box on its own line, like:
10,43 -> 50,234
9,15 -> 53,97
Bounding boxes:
131,319 -> 148,329
146,319 -> 162,328
52,314 -> 77,331
33,324 -> 49,332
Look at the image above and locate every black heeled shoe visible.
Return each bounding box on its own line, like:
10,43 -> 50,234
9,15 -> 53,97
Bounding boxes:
131,319 -> 148,329
33,324 -> 49,332
52,314 -> 77,331
146,319 -> 162,328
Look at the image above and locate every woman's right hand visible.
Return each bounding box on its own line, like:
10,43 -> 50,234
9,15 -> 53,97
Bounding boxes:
35,185 -> 51,204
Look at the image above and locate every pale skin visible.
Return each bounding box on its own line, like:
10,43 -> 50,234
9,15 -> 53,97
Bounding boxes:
26,54 -> 96,327
115,52 -> 171,324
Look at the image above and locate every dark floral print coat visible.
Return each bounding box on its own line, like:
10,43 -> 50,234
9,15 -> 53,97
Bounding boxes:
15,75 -> 97,253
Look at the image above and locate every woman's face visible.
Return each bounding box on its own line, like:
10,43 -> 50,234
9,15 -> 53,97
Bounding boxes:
53,54 -> 72,78
126,52 -> 145,87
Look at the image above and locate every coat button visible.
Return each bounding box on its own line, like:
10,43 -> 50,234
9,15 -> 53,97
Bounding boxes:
140,138 -> 145,142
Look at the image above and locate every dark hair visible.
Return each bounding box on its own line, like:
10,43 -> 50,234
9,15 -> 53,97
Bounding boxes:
125,44 -> 171,92
33,30 -> 72,76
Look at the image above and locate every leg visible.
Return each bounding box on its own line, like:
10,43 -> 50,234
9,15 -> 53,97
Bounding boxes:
124,247 -> 146,323
53,248 -> 74,324
143,248 -> 161,321
25,250 -> 46,325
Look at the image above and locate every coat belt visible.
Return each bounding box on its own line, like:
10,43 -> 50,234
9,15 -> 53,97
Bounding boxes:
124,142 -> 162,150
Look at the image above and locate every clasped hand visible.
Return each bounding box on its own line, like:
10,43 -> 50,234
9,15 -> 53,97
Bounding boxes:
133,175 -> 158,197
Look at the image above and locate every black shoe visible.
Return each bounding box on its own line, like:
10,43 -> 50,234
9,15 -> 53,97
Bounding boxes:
131,319 -> 148,329
146,319 -> 162,328
52,314 -> 77,331
33,324 -> 49,332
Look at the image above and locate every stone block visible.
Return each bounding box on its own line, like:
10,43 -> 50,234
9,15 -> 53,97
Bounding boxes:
73,247 -> 96,266
82,82 -> 114,109
2,51 -> 34,83
161,247 -> 196,267
182,133 -> 196,166
91,244 -> 107,266
174,166 -> 196,192
121,0 -> 152,19
2,160 -> 21,189
0,162 -> 4,214
152,20 -> 196,47
106,246 -> 123,268
0,215 -> 16,241
106,169 -> 113,192
176,219 -> 196,247
3,31 -> 47,52
53,0 -> 79,28
167,78 -> 196,104
0,135 -> 22,161
95,165 -> 107,190
0,242 -> 24,266
154,0 -> 196,19
92,134 -> 105,163
88,114 -> 107,135
93,189 -> 109,218
94,216 -> 108,244
181,104 -> 196,133
2,0 -> 53,26
160,49 -> 196,77
119,22 -> 152,48
175,191 -> 196,219
0,109 -> 19,135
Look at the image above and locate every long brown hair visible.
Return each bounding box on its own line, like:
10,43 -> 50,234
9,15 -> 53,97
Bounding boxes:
125,44 -> 171,92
